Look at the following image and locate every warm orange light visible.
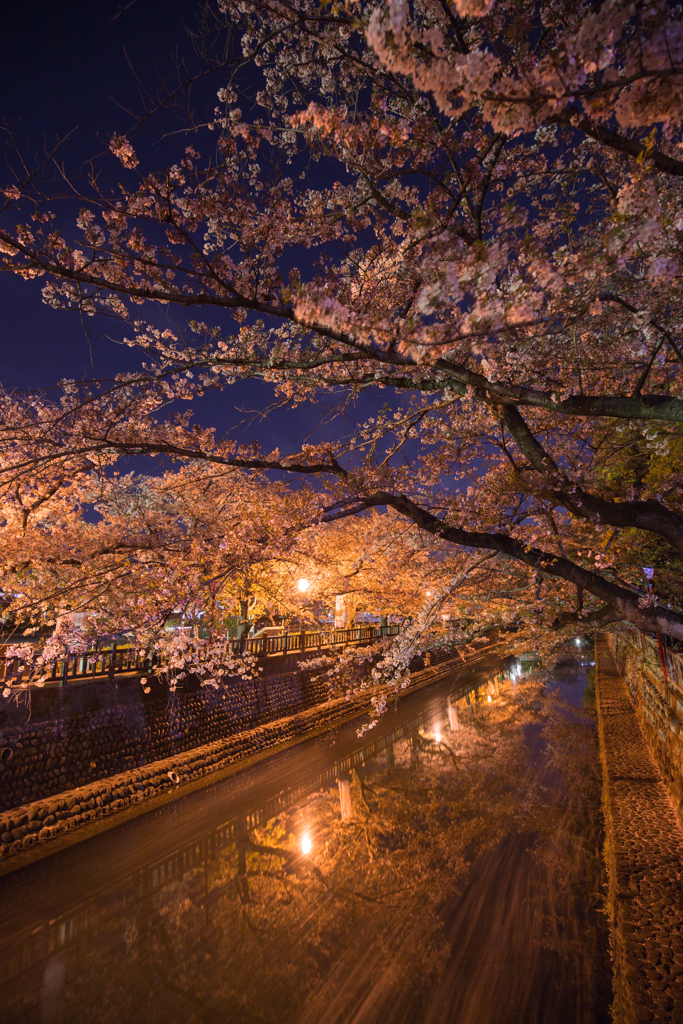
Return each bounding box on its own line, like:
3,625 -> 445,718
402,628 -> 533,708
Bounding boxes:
434,731 -> 442,743
301,834 -> 312,855
297,578 -> 310,593
487,695 -> 492,703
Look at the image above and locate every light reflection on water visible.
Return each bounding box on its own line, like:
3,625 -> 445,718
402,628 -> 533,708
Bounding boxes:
0,665 -> 610,1024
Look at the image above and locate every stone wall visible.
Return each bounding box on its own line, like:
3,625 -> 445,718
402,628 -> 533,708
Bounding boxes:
596,636 -> 683,1023
0,662 -> 326,813
0,646 -> 453,813
0,652 -> 471,865
607,630 -> 683,819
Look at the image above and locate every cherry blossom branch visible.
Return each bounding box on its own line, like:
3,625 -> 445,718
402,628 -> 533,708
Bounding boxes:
326,490 -> 683,640
548,107 -> 683,178
499,405 -> 683,554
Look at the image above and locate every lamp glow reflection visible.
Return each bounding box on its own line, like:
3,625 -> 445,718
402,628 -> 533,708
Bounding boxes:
301,834 -> 312,855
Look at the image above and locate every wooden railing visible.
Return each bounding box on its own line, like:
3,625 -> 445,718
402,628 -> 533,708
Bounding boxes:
0,624 -> 401,688
0,646 -> 164,688
228,624 -> 399,659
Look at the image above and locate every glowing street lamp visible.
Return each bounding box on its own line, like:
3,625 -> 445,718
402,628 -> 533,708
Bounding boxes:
301,834 -> 312,855
434,730 -> 442,744
296,578 -> 311,636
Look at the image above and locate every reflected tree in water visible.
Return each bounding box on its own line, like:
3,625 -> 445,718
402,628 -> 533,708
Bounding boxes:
42,677 -> 606,1024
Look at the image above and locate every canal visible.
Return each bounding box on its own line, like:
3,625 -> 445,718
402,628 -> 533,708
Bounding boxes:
0,664 -> 610,1023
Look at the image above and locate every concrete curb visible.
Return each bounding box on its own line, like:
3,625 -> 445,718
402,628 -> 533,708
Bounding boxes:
596,636 -> 683,1023
0,657 -> 466,873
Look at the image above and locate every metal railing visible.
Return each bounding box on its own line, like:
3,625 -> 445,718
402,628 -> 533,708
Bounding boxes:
0,645 -> 164,688
0,624 -> 401,688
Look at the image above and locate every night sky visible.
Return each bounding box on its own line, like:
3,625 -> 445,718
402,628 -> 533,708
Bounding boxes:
1,0 -> 195,387
0,0 -> 390,458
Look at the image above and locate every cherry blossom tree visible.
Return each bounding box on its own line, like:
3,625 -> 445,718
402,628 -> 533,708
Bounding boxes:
1,0 -> 683,645
0,464 -> 320,682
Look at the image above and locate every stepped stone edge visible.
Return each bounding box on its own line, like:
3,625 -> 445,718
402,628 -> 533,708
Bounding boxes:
0,656 -> 466,874
596,635 -> 683,1024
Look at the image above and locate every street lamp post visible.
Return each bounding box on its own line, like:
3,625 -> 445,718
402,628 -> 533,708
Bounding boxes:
297,578 -> 310,652
207,579 -> 218,643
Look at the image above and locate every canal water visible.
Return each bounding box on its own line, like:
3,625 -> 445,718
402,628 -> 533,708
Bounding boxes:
0,664 -> 610,1023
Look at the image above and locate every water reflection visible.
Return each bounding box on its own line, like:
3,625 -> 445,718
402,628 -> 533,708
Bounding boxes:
0,668 -> 609,1023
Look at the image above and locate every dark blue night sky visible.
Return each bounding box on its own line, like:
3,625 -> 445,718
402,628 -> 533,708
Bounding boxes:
1,0 -> 195,386
0,0 -> 393,458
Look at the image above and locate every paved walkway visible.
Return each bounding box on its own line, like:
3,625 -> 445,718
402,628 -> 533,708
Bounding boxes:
596,637 -> 683,1023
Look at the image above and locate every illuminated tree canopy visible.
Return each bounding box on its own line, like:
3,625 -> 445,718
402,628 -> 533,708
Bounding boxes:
1,0 -> 683,655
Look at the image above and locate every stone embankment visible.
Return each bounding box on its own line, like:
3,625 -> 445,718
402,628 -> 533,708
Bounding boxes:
608,630 -> 683,820
0,651 -> 470,868
0,662 -> 322,812
596,636 -> 683,1023
0,646 -> 469,813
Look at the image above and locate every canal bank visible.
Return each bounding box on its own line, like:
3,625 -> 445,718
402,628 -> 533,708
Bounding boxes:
0,641 -> 492,814
595,636 -> 683,1024
0,661 -> 609,1024
0,650 -> 484,874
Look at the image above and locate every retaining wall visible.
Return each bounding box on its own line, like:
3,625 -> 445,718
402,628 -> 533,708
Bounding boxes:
607,631 -> 683,820
0,662 -> 328,813
596,636 -> 683,1023
0,647 -> 455,813
0,652 -> 472,867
